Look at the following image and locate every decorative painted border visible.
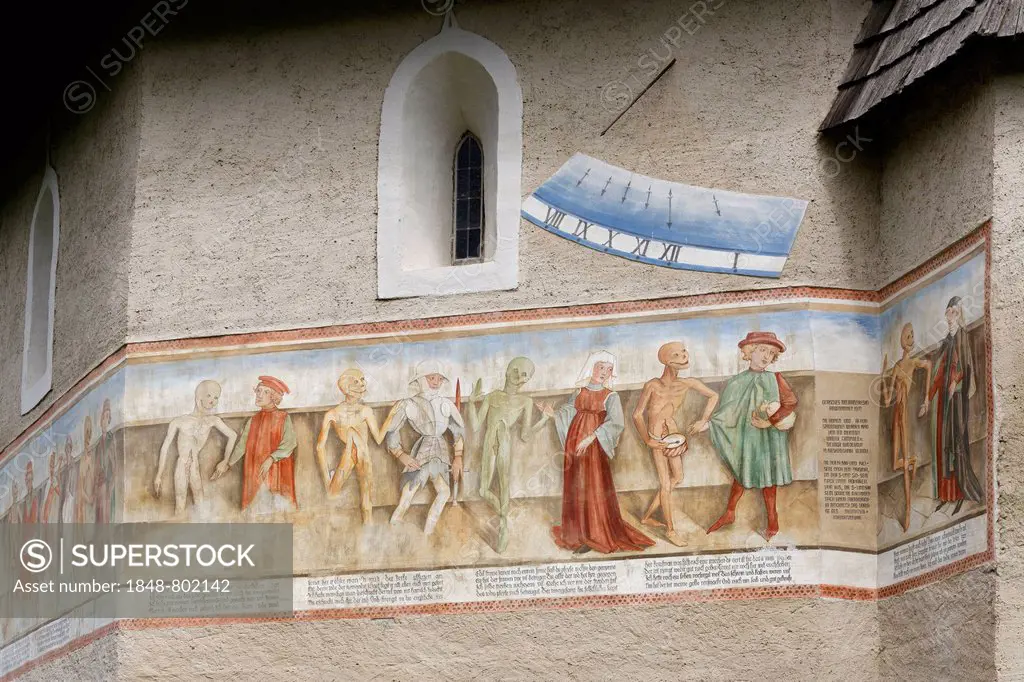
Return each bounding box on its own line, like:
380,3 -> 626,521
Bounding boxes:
0,223 -> 996,680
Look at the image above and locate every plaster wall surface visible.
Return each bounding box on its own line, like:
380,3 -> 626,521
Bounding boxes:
23,599 -> 879,681
0,70 -> 141,451
18,630 -> 121,682
877,68 -> 995,285
126,0 -> 880,346
877,568 -> 998,680
990,72 -> 1024,678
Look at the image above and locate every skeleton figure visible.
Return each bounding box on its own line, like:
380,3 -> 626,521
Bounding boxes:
632,342 -> 719,547
386,360 -> 465,535
155,380 -> 237,515
468,357 -> 553,552
315,369 -> 394,524
881,323 -> 931,531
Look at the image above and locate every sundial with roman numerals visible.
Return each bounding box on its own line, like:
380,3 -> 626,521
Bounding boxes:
521,154 -> 807,277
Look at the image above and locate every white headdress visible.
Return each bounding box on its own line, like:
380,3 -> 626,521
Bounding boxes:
409,359 -> 451,397
575,350 -> 617,388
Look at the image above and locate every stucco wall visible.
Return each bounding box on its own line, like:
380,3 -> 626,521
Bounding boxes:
990,71 -> 1024,678
877,64 -> 995,285
126,0 -> 880,345
18,629 -> 121,682
115,4 -> 883,671
877,567 -> 997,680
0,69 -> 141,452
22,598 -> 879,681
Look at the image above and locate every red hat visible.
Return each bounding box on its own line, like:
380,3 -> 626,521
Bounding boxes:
737,331 -> 786,353
257,375 -> 290,395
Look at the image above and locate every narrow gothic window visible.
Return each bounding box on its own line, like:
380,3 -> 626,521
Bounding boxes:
453,132 -> 484,263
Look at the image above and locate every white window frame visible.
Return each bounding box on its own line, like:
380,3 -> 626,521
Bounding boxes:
21,166 -> 60,414
377,26 -> 523,299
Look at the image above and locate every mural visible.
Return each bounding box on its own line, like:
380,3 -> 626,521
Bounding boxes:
521,153 -> 808,277
876,250 -> 988,548
0,231 -> 993,657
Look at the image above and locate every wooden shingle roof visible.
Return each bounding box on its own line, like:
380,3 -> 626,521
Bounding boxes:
820,0 -> 1024,130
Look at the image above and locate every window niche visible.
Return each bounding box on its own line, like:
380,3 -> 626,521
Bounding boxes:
377,24 -> 522,299
21,166 -> 60,415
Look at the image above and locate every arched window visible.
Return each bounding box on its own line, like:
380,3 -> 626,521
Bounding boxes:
376,23 -> 522,299
453,132 -> 484,263
21,166 -> 60,414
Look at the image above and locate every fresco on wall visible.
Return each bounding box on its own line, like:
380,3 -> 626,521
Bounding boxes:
875,251 -> 988,549
112,305 -> 825,573
0,372 -> 124,650
521,154 -> 808,277
0,230 -> 993,658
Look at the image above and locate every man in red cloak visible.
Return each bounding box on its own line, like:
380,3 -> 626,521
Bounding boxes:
212,376 -> 298,514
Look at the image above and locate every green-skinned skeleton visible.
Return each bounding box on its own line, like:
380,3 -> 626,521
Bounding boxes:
468,357 -> 553,552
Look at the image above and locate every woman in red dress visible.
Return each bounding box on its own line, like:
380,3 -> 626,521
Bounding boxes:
552,351 -> 654,554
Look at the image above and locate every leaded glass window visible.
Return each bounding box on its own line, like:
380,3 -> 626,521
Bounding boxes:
453,132 -> 484,263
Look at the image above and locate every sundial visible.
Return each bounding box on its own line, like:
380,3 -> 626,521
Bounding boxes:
522,154 -> 807,277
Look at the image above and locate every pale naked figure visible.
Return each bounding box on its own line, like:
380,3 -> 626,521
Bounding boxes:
315,369 -> 394,525
632,342 -> 719,546
155,380 -> 237,515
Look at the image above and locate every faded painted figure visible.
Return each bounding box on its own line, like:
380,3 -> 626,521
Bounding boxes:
316,369 -> 394,524
94,400 -> 118,523
468,357 -> 554,552
881,323 -> 932,531
42,451 -> 62,524
707,332 -> 797,541
212,376 -> 298,515
552,351 -> 654,555
925,296 -> 984,514
155,381 -> 238,516
20,461 -> 38,524
387,360 -> 465,535
60,437 -> 74,524
633,342 -> 719,546
76,417 -> 96,524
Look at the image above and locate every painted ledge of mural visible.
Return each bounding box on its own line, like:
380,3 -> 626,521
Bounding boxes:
521,153 -> 808,277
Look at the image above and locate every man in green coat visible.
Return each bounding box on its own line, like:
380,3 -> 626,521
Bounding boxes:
706,331 -> 797,541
